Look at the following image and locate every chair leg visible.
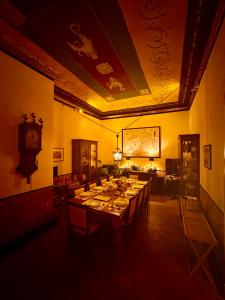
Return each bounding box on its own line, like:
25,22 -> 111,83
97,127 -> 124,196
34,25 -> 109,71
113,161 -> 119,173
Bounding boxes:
145,200 -> 150,214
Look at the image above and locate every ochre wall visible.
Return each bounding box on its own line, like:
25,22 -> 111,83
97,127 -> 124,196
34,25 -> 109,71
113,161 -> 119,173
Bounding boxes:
102,111 -> 189,171
0,51 -> 54,198
53,100 -> 189,174
53,101 -> 104,175
189,19 -> 225,212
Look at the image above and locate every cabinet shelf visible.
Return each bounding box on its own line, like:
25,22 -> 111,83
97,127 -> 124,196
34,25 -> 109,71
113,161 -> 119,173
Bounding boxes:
72,139 -> 98,184
179,134 -> 200,198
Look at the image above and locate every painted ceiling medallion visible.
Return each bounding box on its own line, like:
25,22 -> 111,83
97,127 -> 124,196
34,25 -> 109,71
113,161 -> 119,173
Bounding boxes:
96,62 -> 114,75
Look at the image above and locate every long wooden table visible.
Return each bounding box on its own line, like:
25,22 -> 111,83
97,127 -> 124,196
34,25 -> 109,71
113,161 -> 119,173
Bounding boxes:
69,179 -> 148,253
68,179 -> 148,222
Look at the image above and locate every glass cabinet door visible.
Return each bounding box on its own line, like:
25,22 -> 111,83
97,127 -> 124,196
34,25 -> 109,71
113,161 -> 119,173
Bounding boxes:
179,134 -> 200,198
90,143 -> 97,168
72,139 -> 98,184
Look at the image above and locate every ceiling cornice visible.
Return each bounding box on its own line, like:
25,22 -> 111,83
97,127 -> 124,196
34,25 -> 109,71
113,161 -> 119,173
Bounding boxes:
54,86 -> 189,120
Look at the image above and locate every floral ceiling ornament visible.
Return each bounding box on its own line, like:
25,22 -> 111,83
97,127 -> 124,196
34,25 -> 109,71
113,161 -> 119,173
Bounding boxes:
96,62 -> 113,74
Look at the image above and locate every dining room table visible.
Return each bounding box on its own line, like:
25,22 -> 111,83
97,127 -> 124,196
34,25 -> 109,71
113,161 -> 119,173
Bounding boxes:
67,178 -> 148,254
67,178 -> 148,225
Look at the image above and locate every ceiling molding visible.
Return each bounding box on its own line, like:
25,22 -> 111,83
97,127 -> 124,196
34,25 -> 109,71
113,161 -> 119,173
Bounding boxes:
178,0 -> 225,107
54,86 -> 189,120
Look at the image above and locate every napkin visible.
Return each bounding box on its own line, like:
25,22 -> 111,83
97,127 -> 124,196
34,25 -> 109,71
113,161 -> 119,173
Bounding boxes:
83,199 -> 102,208
94,186 -> 104,191
80,191 -> 92,197
125,190 -> 137,196
114,198 -> 129,206
94,195 -> 111,202
132,184 -> 143,189
136,181 -> 147,185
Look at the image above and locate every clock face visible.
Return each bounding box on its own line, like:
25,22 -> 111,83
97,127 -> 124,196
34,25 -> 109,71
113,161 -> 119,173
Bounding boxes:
25,129 -> 40,149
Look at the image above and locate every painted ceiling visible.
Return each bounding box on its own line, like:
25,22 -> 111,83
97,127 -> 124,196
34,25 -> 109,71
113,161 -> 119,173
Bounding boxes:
0,0 -> 224,119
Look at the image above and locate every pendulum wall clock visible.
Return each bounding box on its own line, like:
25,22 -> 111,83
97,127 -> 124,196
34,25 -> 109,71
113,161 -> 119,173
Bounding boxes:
16,113 -> 43,183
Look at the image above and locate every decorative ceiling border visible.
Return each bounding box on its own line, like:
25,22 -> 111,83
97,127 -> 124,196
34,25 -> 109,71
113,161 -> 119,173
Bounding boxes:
54,86 -> 189,120
13,0 -> 151,101
178,0 -> 225,107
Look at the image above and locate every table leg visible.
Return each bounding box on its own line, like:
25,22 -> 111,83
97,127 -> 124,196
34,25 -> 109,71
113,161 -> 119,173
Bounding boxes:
188,240 -> 217,291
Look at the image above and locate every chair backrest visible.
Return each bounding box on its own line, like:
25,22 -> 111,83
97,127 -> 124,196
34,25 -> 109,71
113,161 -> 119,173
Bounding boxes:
68,203 -> 88,235
128,194 -> 138,223
137,188 -> 144,210
100,178 -> 107,185
143,180 -> 150,202
89,182 -> 97,190
109,175 -> 114,181
147,178 -> 152,198
74,187 -> 85,196
129,174 -> 139,180
67,202 -> 100,236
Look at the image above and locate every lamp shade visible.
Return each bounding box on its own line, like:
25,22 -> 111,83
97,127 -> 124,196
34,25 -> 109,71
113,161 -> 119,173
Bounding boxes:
113,134 -> 122,162
113,149 -> 122,161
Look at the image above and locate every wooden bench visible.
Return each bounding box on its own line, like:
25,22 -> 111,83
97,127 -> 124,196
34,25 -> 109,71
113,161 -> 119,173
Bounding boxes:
180,197 -> 218,290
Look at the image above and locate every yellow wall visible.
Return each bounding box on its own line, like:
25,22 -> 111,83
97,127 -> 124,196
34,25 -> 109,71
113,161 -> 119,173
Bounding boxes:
189,20 -> 225,212
53,100 -> 189,174
0,51 -> 54,198
103,112 -> 189,171
53,101 -> 104,174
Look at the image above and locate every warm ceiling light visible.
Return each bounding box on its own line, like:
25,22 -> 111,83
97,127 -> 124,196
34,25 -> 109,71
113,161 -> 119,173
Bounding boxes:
79,109 -> 83,113
113,134 -> 122,162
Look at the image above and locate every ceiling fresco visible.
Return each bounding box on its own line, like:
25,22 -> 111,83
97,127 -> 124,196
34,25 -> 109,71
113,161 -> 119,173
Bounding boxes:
0,0 -> 224,119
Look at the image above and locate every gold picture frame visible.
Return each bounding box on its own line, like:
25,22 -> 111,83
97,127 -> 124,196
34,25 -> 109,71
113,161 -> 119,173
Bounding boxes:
53,148 -> 64,162
122,126 -> 161,158
204,144 -> 212,169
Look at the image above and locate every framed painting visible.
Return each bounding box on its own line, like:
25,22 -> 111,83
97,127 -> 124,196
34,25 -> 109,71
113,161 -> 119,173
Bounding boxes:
53,148 -> 64,162
122,126 -> 161,158
203,144 -> 212,169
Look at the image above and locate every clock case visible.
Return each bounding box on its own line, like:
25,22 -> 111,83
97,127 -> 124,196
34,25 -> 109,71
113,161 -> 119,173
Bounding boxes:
16,115 -> 43,183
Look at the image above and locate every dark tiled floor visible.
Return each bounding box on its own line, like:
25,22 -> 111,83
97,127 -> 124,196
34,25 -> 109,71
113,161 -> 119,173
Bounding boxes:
0,196 -> 223,300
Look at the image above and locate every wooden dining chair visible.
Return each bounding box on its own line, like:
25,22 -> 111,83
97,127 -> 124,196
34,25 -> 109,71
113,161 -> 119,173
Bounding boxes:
118,194 -> 139,228
108,175 -> 114,181
143,178 -> 152,214
142,180 -> 150,213
129,174 -> 139,180
136,188 -> 144,221
100,178 -> 107,185
88,182 -> 97,190
74,187 -> 85,196
67,202 -> 100,237
127,194 -> 139,224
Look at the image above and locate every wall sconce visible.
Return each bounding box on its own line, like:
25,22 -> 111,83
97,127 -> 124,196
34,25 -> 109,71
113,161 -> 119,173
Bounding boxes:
113,134 -> 122,162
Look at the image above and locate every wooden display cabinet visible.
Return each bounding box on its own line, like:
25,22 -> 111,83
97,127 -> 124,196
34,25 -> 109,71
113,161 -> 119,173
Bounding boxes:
178,134 -> 200,198
72,139 -> 98,184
